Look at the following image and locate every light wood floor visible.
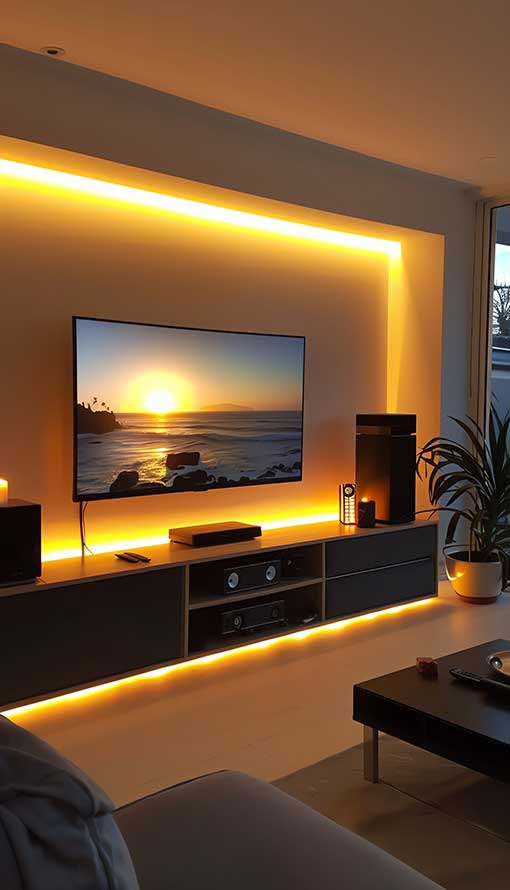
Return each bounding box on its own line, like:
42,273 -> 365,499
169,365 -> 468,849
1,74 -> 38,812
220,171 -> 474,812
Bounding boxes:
10,582 -> 510,807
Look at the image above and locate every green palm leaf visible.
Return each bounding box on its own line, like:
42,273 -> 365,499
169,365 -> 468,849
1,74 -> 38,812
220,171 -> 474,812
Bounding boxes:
416,405 -> 510,561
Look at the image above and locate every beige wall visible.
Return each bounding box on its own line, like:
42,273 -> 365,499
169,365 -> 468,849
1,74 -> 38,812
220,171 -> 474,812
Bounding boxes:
0,44 -> 474,434
1,139 -> 442,555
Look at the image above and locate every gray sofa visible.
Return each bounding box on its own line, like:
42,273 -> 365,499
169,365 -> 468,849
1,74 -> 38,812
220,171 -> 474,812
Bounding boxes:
0,712 -> 442,889
115,770 -> 443,889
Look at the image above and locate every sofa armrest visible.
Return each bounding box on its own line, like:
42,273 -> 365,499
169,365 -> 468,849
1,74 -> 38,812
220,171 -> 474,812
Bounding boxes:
115,770 -> 443,890
0,816 -> 23,889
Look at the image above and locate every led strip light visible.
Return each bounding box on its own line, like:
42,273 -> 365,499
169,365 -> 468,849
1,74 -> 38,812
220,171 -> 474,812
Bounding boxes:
2,597 -> 434,718
0,158 -> 401,257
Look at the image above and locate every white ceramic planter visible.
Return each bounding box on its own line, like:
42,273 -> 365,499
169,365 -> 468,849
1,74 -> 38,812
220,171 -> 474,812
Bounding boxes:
445,550 -> 503,603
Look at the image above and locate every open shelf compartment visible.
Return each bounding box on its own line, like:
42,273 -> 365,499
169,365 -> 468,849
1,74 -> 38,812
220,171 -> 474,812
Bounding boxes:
188,581 -> 323,656
188,542 -> 322,606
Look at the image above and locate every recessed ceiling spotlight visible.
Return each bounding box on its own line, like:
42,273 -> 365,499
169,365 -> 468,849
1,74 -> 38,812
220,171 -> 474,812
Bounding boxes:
40,46 -> 66,57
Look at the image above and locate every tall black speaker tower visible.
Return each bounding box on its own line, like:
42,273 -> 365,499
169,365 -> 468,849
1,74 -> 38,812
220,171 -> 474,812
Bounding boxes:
356,414 -> 416,524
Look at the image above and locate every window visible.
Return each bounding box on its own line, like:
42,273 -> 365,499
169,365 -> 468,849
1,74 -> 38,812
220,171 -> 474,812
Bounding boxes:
471,200 -> 510,427
491,206 -> 510,417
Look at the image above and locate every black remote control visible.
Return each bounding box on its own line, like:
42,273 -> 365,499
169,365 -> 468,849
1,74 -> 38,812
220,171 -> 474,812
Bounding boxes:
450,667 -> 510,694
115,552 -> 140,563
124,551 -> 151,563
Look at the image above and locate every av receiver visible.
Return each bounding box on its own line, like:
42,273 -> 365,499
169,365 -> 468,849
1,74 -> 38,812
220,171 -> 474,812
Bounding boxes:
223,558 -> 282,594
221,599 -> 286,635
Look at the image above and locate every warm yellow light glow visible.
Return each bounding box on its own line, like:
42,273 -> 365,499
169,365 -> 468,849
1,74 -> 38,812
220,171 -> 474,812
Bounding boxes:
258,512 -> 339,532
0,478 -> 8,506
42,535 -> 169,563
2,597 -> 434,718
361,497 -> 368,503
124,371 -> 194,414
41,511 -> 341,562
0,158 -> 401,257
145,389 -> 176,414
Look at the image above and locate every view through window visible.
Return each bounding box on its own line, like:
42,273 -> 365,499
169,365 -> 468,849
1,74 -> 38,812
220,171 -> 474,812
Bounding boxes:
491,205 -> 510,416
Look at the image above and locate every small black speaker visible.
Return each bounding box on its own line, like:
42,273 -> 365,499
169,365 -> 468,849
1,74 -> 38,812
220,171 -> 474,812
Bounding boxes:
221,599 -> 286,635
0,500 -> 41,586
223,559 -> 281,594
356,414 -> 416,524
281,554 -> 306,578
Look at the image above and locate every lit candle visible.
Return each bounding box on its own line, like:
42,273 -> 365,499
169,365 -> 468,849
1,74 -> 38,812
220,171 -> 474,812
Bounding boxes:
357,497 -> 376,528
0,479 -> 8,506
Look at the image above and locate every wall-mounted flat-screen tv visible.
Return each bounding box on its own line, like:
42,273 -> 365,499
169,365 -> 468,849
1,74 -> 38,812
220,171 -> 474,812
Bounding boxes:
73,317 -> 305,502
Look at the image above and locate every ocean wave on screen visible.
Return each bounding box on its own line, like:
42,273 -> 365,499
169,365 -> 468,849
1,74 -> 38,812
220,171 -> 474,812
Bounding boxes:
77,410 -> 303,494
81,430 -> 300,445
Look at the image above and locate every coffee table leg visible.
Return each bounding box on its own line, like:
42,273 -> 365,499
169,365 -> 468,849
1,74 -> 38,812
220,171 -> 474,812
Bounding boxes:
363,725 -> 379,783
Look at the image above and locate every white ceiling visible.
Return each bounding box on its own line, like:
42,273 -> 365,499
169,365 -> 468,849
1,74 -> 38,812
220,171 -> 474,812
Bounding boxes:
3,0 -> 510,193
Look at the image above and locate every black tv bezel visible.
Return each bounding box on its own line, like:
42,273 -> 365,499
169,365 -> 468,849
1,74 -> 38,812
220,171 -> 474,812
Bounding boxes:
72,315 -> 306,503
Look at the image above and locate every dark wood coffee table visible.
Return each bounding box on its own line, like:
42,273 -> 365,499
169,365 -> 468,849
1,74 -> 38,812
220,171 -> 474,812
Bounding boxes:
353,639 -> 510,783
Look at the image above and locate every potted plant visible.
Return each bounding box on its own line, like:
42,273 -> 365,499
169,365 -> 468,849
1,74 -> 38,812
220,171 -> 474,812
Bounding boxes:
416,406 -> 510,603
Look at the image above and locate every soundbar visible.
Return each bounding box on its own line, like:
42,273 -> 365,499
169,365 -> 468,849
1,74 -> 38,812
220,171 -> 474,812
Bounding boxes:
169,521 -> 262,547
223,559 -> 281,594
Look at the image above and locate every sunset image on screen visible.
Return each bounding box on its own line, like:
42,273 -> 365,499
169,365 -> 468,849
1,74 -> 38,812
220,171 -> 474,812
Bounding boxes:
74,318 -> 305,499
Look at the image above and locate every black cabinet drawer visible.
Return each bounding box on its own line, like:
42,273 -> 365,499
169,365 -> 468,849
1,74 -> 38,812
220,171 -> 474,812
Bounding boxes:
326,558 -> 435,620
0,567 -> 184,705
326,525 -> 436,578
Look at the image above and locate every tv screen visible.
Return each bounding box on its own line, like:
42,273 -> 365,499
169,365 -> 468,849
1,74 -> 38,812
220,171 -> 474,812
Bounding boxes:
73,317 -> 305,502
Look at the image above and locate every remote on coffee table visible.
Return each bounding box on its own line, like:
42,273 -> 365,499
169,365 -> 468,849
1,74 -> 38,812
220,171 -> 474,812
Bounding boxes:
353,639 -> 510,784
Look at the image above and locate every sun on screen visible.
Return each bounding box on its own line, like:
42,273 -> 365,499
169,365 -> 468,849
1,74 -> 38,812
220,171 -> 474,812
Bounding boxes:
121,370 -> 195,414
145,389 -> 177,414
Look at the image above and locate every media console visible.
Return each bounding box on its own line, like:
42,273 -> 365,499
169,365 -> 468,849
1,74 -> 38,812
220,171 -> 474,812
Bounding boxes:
0,519 -> 437,710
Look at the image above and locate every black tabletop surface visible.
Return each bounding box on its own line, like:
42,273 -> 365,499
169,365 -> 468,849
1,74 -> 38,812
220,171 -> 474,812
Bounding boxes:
355,639 -> 510,745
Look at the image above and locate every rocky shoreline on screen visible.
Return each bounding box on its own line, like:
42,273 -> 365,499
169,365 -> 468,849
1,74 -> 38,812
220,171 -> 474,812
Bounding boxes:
109,451 -> 302,494
76,404 -> 122,434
